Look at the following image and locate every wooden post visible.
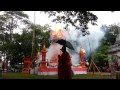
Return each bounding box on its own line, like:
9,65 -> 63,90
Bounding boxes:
88,60 -> 92,72
31,11 -> 36,59
88,56 -> 101,75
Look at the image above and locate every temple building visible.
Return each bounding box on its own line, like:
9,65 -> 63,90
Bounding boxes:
29,28 -> 87,75
37,40 -> 87,75
38,41 -> 58,75
108,30 -> 120,69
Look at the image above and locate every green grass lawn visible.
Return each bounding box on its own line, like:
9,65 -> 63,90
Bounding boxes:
1,72 -> 111,79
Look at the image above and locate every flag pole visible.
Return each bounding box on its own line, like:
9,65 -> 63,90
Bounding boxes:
31,11 -> 36,58
31,11 -> 36,74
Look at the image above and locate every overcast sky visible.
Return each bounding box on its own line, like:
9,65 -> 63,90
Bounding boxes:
14,11 -> 120,33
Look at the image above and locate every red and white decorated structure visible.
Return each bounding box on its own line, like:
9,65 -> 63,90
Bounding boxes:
38,28 -> 87,75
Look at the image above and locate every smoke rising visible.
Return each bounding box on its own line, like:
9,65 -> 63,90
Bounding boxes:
46,43 -> 63,62
46,26 -> 105,64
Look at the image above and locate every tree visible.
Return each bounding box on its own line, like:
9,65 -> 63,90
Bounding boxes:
8,24 -> 50,66
94,37 -> 110,68
94,24 -> 120,71
28,23 -> 50,56
0,11 -> 30,69
106,24 -> 120,45
43,11 -> 98,35
1,11 -> 29,42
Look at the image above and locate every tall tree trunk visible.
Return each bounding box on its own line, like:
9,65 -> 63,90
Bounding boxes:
10,17 -> 13,43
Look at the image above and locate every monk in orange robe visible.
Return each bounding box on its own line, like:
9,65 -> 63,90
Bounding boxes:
58,46 -> 72,79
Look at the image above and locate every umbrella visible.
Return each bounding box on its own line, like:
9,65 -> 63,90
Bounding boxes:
50,38 -> 59,42
52,39 -> 74,50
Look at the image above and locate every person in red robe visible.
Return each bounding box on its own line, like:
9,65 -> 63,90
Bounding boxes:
58,46 -> 72,79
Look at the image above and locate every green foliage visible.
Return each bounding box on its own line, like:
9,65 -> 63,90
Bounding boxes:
9,24 -> 50,66
43,11 -> 98,35
105,24 -> 120,45
94,37 -> 110,67
0,11 -> 51,67
0,11 -> 30,67
94,24 -> 120,67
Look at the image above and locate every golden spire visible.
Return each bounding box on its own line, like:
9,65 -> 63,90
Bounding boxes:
79,46 -> 83,54
42,39 -> 46,52
37,50 -> 40,58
